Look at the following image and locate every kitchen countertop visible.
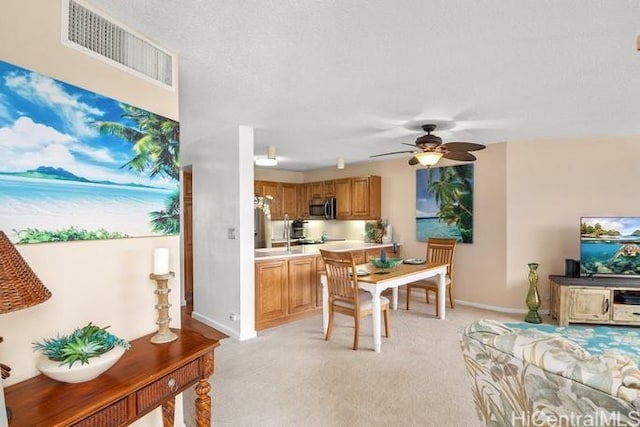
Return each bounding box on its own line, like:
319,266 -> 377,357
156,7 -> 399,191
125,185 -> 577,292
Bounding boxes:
254,240 -> 398,260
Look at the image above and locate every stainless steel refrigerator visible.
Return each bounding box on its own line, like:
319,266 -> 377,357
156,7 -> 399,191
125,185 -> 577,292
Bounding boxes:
254,196 -> 273,248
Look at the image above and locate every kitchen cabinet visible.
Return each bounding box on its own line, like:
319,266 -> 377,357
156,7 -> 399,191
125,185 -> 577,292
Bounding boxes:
352,176 -> 381,218
255,256 -> 318,330
288,256 -> 317,314
335,178 -> 352,218
254,180 -> 297,220
310,182 -> 324,199
281,183 -> 298,218
298,183 -> 311,218
255,259 -> 288,326
255,175 -> 380,220
255,180 -> 282,218
323,180 -> 335,197
335,176 -> 381,220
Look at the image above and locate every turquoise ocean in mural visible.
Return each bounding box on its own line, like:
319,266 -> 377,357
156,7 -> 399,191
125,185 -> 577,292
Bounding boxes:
0,175 -> 171,238
416,217 -> 463,241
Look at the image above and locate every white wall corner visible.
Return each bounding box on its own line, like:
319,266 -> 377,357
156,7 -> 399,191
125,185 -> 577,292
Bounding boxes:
238,125 -> 256,340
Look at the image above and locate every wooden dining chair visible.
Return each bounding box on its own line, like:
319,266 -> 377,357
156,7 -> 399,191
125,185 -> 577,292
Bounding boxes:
405,237 -> 458,317
320,249 -> 390,350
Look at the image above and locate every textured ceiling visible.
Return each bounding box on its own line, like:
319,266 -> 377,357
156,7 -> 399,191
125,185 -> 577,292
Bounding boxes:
92,0 -> 640,171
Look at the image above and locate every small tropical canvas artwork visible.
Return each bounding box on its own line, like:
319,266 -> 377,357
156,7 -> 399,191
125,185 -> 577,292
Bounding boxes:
0,60 -> 180,244
415,164 -> 475,243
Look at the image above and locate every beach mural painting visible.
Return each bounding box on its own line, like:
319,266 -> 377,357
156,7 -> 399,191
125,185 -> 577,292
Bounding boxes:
0,60 -> 180,244
415,164 -> 475,243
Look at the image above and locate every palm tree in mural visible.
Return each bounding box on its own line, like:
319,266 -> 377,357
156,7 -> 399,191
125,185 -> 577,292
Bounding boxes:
96,104 -> 180,234
150,191 -> 180,234
427,164 -> 474,243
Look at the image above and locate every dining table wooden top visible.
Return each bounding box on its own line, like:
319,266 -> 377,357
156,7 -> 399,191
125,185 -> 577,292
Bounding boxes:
355,261 -> 447,284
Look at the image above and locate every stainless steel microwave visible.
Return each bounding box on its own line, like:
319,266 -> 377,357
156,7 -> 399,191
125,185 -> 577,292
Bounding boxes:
309,198 -> 336,220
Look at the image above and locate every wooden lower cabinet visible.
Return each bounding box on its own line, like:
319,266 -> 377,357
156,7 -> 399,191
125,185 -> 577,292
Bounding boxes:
288,256 -> 317,314
255,259 -> 288,326
255,256 -> 318,330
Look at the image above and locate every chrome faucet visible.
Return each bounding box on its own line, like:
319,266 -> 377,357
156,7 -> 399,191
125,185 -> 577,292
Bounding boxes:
283,214 -> 291,251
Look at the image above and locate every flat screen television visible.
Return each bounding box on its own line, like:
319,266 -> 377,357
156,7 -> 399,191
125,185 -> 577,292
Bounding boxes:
580,217 -> 640,278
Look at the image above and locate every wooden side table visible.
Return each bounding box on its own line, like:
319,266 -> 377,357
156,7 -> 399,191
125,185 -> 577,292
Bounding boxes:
5,329 -> 219,426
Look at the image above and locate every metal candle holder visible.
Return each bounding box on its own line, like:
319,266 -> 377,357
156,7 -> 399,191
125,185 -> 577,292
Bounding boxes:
149,272 -> 178,343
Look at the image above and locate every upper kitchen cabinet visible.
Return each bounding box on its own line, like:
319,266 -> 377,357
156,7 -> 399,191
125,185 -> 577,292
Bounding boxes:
335,176 -> 381,220
352,176 -> 381,219
323,180 -> 335,197
309,180 -> 334,199
298,183 -> 311,218
281,183 -> 298,218
309,182 -> 323,199
255,180 -> 281,218
335,178 -> 352,218
254,180 -> 297,220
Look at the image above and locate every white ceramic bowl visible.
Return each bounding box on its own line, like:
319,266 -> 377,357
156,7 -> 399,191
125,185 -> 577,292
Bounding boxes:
36,346 -> 126,383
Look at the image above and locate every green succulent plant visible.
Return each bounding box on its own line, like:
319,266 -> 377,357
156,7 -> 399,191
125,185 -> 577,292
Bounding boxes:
33,322 -> 130,368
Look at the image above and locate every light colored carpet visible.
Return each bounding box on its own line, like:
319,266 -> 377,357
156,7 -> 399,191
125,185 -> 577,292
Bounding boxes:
184,298 -> 526,427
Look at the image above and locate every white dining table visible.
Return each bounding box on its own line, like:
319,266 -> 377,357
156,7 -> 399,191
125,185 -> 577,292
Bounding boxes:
320,261 -> 448,352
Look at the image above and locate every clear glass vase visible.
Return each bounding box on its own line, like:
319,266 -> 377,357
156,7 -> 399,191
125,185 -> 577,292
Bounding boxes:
524,262 -> 542,323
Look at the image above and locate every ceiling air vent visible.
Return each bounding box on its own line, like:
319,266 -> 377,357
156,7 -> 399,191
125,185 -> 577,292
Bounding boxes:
62,0 -> 175,89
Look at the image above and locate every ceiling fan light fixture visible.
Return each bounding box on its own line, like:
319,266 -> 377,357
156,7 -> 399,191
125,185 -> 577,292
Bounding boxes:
254,145 -> 278,167
415,151 -> 443,167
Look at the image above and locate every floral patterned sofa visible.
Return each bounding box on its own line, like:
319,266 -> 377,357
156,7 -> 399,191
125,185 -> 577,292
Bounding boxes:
460,319 -> 640,427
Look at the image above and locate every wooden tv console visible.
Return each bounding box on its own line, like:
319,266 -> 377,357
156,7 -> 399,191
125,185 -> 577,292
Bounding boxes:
5,329 -> 219,426
550,274 -> 640,327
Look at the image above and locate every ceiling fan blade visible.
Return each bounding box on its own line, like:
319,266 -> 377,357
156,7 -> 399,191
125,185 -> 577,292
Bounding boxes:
443,151 -> 477,161
369,150 -> 416,158
401,142 -> 421,148
443,142 -> 486,152
408,156 -> 419,166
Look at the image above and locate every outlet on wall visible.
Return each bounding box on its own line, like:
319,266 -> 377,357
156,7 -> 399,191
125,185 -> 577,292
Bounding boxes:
229,313 -> 239,321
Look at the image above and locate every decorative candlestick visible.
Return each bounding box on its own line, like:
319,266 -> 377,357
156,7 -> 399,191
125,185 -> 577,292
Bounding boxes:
149,272 -> 178,343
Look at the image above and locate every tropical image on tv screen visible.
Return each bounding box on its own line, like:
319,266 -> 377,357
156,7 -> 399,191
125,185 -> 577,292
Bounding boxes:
580,217 -> 640,277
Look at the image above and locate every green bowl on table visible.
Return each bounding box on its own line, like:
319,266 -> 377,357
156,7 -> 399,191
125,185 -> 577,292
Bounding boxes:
369,257 -> 403,270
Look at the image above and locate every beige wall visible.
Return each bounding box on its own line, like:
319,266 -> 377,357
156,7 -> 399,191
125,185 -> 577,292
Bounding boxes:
505,136 -> 640,308
1,2 -> 181,425
255,136 -> 640,312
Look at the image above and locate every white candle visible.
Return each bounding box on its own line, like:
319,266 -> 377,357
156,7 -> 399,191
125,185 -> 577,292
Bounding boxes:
153,248 -> 170,275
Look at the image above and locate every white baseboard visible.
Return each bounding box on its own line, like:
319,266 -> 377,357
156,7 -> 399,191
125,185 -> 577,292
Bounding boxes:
190,311 -> 257,341
455,299 -> 550,316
